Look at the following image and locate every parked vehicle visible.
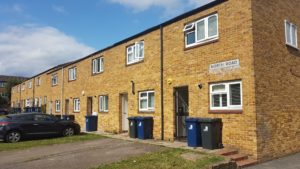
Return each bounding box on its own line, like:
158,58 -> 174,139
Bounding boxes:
0,113 -> 81,143
0,109 -> 9,116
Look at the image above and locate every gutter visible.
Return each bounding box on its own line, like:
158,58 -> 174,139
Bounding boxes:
61,67 -> 64,118
160,25 -> 164,140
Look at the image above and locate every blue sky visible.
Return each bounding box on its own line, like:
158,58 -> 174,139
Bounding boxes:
0,0 -> 213,77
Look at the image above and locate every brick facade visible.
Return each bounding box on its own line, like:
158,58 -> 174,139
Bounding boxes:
11,0 -> 300,161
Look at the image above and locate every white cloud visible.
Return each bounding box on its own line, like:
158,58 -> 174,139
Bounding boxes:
107,0 -> 214,16
52,5 -> 68,14
0,25 -> 95,77
0,3 -> 24,13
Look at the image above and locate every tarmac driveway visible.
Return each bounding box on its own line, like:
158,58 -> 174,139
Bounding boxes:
0,138 -> 164,169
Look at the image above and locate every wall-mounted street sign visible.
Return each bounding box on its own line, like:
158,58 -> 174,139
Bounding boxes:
209,59 -> 240,73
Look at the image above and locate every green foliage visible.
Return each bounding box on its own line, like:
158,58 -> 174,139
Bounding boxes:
5,77 -> 24,101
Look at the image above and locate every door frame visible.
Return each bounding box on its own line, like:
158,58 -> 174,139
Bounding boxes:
87,97 -> 93,116
120,93 -> 129,132
173,86 -> 189,140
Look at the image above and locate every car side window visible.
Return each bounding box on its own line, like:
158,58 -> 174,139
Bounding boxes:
34,115 -> 54,122
13,115 -> 34,121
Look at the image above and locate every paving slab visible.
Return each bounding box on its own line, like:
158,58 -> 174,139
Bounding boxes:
0,138 -> 165,169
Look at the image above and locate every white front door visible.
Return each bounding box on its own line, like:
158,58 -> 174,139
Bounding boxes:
121,94 -> 129,131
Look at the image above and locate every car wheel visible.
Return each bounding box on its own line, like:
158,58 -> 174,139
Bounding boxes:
5,131 -> 21,143
63,127 -> 75,137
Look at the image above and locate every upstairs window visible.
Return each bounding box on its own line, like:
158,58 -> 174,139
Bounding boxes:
92,57 -> 104,74
52,74 -> 58,86
285,20 -> 298,49
0,82 -> 6,88
36,77 -> 41,86
127,41 -> 144,65
210,81 -> 242,110
21,83 -> 25,91
99,95 -> 109,112
28,81 -> 32,89
139,91 -> 155,112
55,100 -> 60,112
69,67 -> 77,81
184,14 -> 218,48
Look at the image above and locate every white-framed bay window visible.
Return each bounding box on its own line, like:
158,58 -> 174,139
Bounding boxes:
28,81 -> 32,89
69,67 -> 77,81
99,95 -> 109,112
55,100 -> 60,112
92,57 -> 104,74
127,41 -> 144,65
139,91 -> 155,111
285,20 -> 298,49
210,81 -> 242,110
183,13 -> 218,47
73,98 -> 80,112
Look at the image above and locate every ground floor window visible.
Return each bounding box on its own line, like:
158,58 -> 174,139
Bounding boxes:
210,81 -> 242,110
99,95 -> 108,112
139,91 -> 155,111
74,98 -> 80,112
55,100 -> 60,112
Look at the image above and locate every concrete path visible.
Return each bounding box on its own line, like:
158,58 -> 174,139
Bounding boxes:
0,138 -> 164,169
247,152 -> 300,169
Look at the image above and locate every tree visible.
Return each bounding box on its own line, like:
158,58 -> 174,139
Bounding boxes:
4,78 -> 23,104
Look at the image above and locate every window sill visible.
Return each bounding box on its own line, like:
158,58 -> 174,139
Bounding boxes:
286,44 -> 299,50
209,110 -> 243,114
185,38 -> 219,51
68,79 -> 77,82
139,111 -> 155,114
126,60 -> 144,67
73,111 -> 80,113
92,71 -> 104,76
99,111 -> 109,114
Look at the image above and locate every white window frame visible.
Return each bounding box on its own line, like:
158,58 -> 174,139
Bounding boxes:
73,98 -> 80,112
36,77 -> 41,86
55,100 -> 60,112
69,67 -> 77,81
210,81 -> 243,110
139,91 -> 155,111
25,99 -> 31,107
21,83 -> 25,91
92,57 -> 104,74
285,20 -> 298,49
39,97 -> 43,107
52,74 -> 58,86
99,95 -> 109,112
28,81 -> 32,89
126,41 -> 144,65
184,14 -> 219,48
0,82 -> 5,88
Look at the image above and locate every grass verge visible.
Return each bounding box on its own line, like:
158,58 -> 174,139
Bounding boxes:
94,148 -> 224,169
0,133 -> 104,152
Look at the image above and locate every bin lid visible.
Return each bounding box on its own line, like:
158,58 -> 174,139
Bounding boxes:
128,116 -> 136,120
198,118 -> 222,123
136,116 -> 153,120
186,118 -> 199,122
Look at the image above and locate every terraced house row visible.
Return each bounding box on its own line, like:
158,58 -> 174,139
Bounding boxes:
11,0 -> 300,162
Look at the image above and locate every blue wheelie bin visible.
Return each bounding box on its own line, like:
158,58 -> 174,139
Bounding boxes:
136,117 -> 153,139
186,118 -> 202,147
86,116 -> 98,132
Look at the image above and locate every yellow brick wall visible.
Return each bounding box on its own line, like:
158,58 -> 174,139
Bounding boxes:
252,0 -> 300,161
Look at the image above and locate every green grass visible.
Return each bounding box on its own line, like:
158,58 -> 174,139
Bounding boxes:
94,148 -> 224,169
0,133 -> 104,151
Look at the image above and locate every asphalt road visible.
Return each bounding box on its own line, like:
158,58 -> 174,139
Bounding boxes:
0,138 -> 164,169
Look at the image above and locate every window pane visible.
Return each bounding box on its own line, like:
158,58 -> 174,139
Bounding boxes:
212,84 -> 225,92
138,42 -> 144,59
140,99 -> 147,109
212,94 -> 220,107
196,20 -> 205,41
221,94 -> 227,107
141,93 -> 147,98
208,15 -> 217,37
286,22 -> 291,44
148,92 -> 154,108
291,25 -> 297,46
186,31 -> 196,45
128,53 -> 133,63
105,96 -> 108,110
230,83 -> 241,105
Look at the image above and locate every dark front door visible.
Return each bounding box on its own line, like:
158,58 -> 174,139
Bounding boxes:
65,99 -> 69,115
174,86 -> 189,140
87,97 -> 93,116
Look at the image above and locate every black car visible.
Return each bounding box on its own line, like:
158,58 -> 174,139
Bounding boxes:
0,113 -> 81,143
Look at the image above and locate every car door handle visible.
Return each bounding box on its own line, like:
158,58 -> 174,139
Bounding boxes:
33,124 -> 39,126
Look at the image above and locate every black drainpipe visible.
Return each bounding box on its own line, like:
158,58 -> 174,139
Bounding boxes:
160,25 -> 164,140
